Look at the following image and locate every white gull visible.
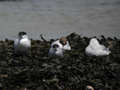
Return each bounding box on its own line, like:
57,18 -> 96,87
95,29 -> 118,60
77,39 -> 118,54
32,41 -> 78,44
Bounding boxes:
85,38 -> 111,56
14,32 -> 31,55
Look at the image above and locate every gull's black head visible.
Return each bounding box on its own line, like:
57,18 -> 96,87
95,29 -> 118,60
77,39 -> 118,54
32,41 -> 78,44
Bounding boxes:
18,32 -> 27,38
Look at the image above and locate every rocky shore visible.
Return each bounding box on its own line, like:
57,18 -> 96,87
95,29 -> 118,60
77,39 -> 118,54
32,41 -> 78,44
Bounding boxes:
0,33 -> 120,90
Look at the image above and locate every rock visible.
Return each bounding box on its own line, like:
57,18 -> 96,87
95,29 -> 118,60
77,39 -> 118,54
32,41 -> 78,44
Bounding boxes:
0,33 -> 119,90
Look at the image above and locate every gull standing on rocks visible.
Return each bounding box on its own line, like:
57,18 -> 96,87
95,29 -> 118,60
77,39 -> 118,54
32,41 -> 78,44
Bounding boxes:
14,32 -> 31,55
85,38 -> 111,56
49,37 -> 71,56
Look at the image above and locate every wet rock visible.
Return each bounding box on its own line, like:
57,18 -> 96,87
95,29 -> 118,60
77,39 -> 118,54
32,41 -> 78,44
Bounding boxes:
0,83 -> 2,90
0,33 -> 119,90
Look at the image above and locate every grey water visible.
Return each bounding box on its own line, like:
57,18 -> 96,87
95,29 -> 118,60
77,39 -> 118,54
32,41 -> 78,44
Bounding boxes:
0,0 -> 120,40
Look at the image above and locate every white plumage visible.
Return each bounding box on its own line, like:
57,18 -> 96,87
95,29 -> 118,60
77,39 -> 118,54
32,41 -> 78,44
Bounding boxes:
85,38 -> 111,56
49,39 -> 71,57
14,32 -> 31,55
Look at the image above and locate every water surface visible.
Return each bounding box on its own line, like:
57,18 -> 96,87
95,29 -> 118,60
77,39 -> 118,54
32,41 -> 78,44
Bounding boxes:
0,0 -> 120,40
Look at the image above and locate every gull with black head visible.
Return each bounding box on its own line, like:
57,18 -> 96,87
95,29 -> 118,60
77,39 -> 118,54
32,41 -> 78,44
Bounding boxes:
14,32 -> 31,55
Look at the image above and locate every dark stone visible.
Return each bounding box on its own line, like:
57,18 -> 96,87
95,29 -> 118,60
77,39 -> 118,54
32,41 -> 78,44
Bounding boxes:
0,33 -> 119,90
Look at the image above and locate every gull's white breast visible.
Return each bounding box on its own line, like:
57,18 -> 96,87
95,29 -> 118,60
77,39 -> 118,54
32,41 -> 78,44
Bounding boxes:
14,37 -> 31,53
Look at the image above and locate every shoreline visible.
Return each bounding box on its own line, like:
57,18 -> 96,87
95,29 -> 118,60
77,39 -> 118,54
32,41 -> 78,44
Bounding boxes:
0,33 -> 120,90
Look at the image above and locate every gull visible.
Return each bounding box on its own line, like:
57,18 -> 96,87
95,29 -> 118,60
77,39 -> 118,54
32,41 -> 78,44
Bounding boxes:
14,32 -> 31,55
85,38 -> 111,56
49,37 -> 71,56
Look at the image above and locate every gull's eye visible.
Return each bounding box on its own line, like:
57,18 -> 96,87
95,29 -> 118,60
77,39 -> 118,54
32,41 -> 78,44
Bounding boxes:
53,44 -> 59,48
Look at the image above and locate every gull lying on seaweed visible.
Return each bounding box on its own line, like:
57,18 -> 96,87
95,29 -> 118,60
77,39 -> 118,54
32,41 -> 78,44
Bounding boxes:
49,37 -> 71,56
85,38 -> 111,56
14,32 -> 31,55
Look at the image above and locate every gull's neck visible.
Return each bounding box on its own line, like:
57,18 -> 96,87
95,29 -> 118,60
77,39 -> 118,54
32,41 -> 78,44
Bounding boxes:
19,35 -> 28,39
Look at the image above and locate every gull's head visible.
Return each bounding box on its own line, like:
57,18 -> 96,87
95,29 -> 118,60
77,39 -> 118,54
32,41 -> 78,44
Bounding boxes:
18,32 -> 27,39
59,37 -> 67,46
89,38 -> 100,47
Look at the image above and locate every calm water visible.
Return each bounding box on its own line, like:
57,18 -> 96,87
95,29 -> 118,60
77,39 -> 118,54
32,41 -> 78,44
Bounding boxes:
0,0 -> 120,40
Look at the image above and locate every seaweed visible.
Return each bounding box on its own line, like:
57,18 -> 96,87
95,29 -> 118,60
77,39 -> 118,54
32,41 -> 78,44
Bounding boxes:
0,33 -> 120,90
